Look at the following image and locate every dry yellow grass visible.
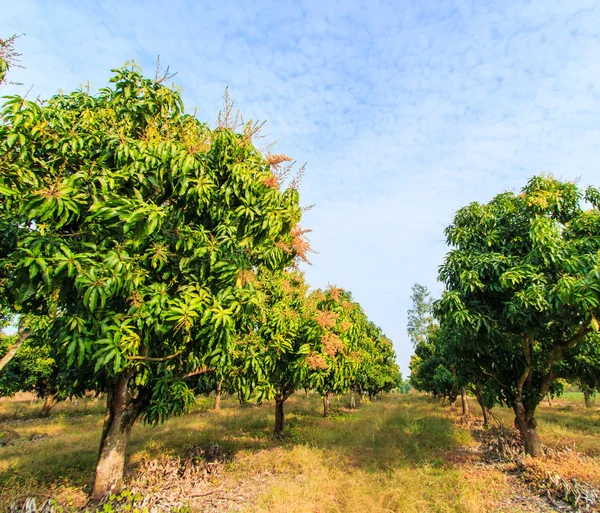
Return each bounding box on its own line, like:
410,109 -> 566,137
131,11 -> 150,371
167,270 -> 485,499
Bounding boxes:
0,392 -> 598,512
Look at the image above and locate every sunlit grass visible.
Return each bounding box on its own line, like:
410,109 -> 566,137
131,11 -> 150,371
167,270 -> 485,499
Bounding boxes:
1,392 -> 598,512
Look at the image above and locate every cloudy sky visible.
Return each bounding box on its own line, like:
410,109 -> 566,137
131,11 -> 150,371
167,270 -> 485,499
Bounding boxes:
2,0 -> 600,373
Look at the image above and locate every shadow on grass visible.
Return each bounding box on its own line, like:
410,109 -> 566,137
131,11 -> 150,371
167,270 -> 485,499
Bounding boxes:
0,393 -> 461,501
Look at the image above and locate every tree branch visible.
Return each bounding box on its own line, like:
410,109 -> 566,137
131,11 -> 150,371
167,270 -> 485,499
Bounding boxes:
539,320 -> 592,399
180,367 -> 213,379
128,350 -> 183,362
0,321 -> 29,373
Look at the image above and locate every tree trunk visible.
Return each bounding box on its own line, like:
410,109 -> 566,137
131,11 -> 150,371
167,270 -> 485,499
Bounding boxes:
304,388 -> 310,398
91,374 -> 140,502
460,386 -> 469,416
514,404 -> 543,458
323,391 -> 332,417
473,385 -> 488,427
546,394 -> 552,407
214,379 -> 222,410
0,325 -> 29,373
274,398 -> 285,435
584,390 -> 592,409
350,390 -> 356,409
40,393 -> 58,418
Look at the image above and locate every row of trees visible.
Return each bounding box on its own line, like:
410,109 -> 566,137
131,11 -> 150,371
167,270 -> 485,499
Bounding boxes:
0,62 -> 401,500
409,176 -> 600,457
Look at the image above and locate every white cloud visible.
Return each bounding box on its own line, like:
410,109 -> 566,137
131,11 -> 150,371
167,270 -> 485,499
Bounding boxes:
2,0 -> 600,373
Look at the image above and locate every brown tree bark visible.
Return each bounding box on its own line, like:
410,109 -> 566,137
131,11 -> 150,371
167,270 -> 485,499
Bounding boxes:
274,398 -> 285,435
214,379 -> 222,410
460,386 -> 469,416
350,389 -> 356,409
471,385 -> 490,427
91,373 -> 141,502
514,403 -> 543,457
323,391 -> 332,417
273,389 -> 293,436
584,390 -> 592,409
40,393 -> 58,418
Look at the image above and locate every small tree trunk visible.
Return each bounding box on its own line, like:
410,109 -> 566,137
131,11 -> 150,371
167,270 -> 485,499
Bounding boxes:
350,390 -> 356,409
546,394 -> 552,407
514,403 -> 543,458
40,393 -> 58,418
91,374 -> 140,502
323,391 -> 332,417
584,390 -> 592,409
460,386 -> 469,416
214,379 -> 222,410
274,398 -> 285,435
304,388 -> 310,398
473,385 -> 487,427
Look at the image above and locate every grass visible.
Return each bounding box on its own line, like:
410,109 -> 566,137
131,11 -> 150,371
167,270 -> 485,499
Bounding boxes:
1,392 -> 599,512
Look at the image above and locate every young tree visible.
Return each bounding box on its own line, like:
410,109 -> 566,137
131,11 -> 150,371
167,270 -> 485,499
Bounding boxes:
352,321 -> 400,403
407,283 -> 437,347
0,65 -> 306,499
305,286 -> 363,417
232,269 -> 315,435
409,327 -> 458,403
437,176 -> 600,456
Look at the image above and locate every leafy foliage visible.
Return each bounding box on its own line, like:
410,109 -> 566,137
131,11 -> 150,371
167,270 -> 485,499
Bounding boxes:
435,175 -> 600,454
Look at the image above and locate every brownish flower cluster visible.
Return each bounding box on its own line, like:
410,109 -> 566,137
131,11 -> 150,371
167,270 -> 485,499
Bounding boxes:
339,321 -> 352,332
263,173 -> 280,190
306,353 -> 328,370
265,152 -> 293,170
315,310 -> 338,329
291,225 -> 313,264
127,290 -> 144,308
341,300 -> 354,312
328,284 -> 342,302
322,333 -> 343,356
237,269 -> 256,286
281,278 -> 294,295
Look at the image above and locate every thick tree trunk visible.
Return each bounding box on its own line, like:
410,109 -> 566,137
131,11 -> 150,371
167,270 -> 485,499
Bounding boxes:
91,374 -> 140,502
274,389 -> 293,435
40,393 -> 58,418
214,380 -> 222,410
514,404 -> 543,458
584,390 -> 592,409
323,391 -> 332,417
460,386 -> 469,416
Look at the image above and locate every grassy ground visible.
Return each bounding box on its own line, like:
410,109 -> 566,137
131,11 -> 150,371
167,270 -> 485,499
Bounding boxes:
0,392 -> 598,512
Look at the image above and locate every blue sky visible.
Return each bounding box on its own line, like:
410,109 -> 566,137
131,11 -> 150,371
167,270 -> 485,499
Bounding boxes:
2,0 -> 600,374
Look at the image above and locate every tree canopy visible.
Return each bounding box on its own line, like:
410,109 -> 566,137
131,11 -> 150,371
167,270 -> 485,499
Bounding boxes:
0,64 -> 307,498
436,175 -> 600,456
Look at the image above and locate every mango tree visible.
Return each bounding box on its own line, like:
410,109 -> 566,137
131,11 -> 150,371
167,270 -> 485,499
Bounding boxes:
0,65 -> 305,499
437,176 -> 600,456
303,287 -> 365,416
229,269 -> 315,434
352,321 -> 400,404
